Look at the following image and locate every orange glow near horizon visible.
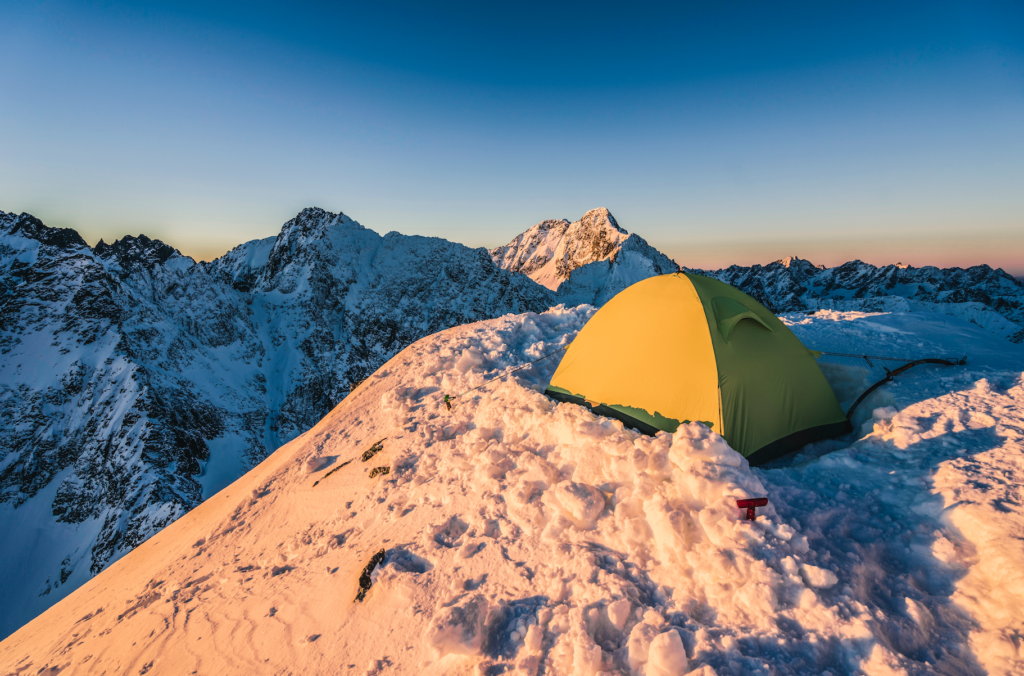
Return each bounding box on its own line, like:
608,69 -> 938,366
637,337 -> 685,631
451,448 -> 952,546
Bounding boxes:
664,233 -> 1024,276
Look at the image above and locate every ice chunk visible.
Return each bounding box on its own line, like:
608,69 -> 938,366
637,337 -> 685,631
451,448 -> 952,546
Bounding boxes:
671,423 -> 743,467
303,456 -> 332,474
425,594 -> 490,656
801,564 -> 838,589
647,630 -> 688,676
551,481 -> 606,525
607,598 -> 632,631
455,348 -> 484,374
873,406 -> 899,422
524,624 -> 543,651
626,615 -> 663,671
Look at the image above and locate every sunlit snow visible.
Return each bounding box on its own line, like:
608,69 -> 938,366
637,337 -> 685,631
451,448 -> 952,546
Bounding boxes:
1,306 -> 1022,675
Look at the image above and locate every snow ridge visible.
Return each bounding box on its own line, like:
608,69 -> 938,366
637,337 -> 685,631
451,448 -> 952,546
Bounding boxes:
4,203 -> 1024,647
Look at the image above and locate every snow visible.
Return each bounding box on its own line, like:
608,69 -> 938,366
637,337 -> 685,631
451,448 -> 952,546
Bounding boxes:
0,466 -> 105,640
2,306 -> 1024,675
489,216 -> 621,291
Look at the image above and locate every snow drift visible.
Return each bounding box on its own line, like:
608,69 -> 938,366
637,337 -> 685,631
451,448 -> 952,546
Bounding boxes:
2,305 -> 1023,675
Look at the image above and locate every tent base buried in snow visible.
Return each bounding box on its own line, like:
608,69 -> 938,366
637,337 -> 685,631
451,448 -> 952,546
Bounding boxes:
545,273 -> 852,465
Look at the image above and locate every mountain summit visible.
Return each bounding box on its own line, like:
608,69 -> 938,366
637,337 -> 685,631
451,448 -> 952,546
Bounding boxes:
3,204 -> 1024,646
490,208 -> 679,306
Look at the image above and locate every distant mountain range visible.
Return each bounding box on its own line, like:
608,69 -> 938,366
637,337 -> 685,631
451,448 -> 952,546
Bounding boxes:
486,210 -> 1023,344
1,205 -> 1022,639
690,256 -> 1023,344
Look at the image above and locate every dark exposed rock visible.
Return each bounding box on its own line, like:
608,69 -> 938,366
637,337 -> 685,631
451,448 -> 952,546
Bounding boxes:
3,212 -> 88,250
355,548 -> 387,602
361,439 -> 385,462
94,234 -> 182,277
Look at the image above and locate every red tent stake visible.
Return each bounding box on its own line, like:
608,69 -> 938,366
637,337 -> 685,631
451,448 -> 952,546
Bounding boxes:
737,497 -> 769,521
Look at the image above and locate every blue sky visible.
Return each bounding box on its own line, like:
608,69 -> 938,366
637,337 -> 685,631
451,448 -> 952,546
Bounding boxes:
2,1 -> 1022,272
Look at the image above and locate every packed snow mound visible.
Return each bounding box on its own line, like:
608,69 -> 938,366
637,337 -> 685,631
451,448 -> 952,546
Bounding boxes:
490,208 -> 678,300
3,306 -> 1023,675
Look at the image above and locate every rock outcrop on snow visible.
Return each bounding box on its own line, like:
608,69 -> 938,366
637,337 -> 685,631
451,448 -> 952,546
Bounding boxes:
0,207 -> 552,640
695,256 -> 1024,343
490,208 -> 679,306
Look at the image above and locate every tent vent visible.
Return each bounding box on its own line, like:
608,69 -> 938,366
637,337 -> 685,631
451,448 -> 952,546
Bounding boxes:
711,297 -> 773,341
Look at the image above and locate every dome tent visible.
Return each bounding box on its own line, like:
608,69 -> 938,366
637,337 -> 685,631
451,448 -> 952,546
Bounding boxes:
546,273 -> 851,464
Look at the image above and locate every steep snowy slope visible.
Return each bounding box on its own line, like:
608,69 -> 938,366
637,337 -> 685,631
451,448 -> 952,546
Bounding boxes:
0,208 -> 553,641
698,256 -> 1024,343
490,208 -> 678,304
3,306 -> 1022,676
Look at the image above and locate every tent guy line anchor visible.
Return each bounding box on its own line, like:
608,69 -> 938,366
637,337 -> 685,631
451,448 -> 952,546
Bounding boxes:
822,355 -> 968,420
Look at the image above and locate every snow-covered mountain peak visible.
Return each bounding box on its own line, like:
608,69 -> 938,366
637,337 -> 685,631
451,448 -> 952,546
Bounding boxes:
578,206 -> 626,234
776,255 -> 822,271
94,234 -> 186,276
490,208 -> 674,294
0,211 -> 88,250
259,207 -> 365,285
766,256 -> 823,284
278,207 -> 357,238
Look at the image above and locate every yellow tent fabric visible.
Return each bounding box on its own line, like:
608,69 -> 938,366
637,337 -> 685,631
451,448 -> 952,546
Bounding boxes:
546,273 -> 850,463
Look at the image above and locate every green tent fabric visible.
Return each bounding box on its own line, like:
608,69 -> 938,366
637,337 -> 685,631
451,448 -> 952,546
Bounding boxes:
545,273 -> 851,465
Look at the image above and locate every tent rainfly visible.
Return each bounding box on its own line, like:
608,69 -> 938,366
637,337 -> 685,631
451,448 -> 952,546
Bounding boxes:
545,273 -> 851,465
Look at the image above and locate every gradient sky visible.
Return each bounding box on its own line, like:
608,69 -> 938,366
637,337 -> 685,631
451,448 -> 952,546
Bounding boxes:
2,1 -> 1023,273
